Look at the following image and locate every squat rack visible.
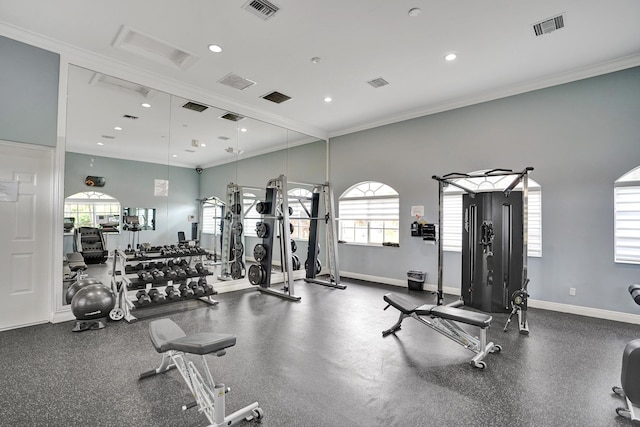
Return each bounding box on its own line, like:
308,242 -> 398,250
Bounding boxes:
432,167 -> 533,334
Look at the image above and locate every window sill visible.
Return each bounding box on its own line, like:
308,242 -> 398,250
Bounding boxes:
339,242 -> 400,248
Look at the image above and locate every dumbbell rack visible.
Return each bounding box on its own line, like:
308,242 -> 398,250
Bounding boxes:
111,248 -> 218,323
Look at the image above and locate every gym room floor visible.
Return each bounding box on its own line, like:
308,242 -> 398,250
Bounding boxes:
1,278 -> 638,427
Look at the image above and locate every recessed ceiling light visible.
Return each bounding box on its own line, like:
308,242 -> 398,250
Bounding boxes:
114,126 -> 122,131
97,142 -> 104,146
208,44 -> 223,53
141,102 -> 151,108
408,8 -> 421,17
172,154 -> 178,158
444,53 -> 457,61
324,96 -> 332,103
240,128 -> 248,132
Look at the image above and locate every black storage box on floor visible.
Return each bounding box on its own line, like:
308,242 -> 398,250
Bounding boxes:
407,270 -> 426,291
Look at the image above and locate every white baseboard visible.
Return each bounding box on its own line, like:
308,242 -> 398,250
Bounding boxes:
51,310 -> 75,324
340,271 -> 640,325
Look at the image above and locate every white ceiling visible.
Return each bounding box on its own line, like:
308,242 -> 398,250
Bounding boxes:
1,0 -> 639,167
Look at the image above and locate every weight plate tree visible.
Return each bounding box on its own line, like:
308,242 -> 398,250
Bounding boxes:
251,175 -> 300,301
220,183 -> 246,280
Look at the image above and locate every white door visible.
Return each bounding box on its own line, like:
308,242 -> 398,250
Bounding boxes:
0,141 -> 54,331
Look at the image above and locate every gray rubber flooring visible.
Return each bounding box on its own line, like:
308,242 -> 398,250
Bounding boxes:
1,278 -> 639,426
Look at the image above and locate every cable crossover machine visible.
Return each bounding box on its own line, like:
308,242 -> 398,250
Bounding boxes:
432,167 -> 534,334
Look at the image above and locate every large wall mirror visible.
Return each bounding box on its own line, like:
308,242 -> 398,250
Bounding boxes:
60,64 -> 326,311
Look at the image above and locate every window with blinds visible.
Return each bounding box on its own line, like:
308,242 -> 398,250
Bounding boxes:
441,174 -> 542,257
615,166 -> 640,264
288,188 -> 312,240
338,182 -> 399,245
201,199 -> 224,235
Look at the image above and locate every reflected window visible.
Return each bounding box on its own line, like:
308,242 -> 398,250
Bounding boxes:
64,191 -> 121,232
201,197 -> 225,235
243,192 -> 259,237
288,188 -> 312,240
338,181 -> 399,245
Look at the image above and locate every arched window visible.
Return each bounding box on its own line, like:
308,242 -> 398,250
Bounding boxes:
339,181 -> 399,245
64,191 -> 121,231
442,171 -> 542,256
288,188 -> 312,240
614,165 -> 640,264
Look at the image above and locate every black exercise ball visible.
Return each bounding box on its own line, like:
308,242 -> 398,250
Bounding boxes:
65,277 -> 103,304
71,284 -> 115,320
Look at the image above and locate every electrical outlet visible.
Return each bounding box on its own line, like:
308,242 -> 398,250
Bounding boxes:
569,287 -> 576,296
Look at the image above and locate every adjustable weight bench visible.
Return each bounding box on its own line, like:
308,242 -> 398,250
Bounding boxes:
139,318 -> 263,426
382,293 -> 501,369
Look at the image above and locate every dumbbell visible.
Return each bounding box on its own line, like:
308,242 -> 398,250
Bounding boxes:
174,268 -> 187,278
151,269 -> 165,281
178,282 -> 195,298
148,288 -> 166,303
165,285 -> 179,300
194,263 -> 210,275
138,271 -> 154,283
162,266 -> 178,279
180,259 -> 189,267
189,280 -> 206,296
136,290 -> 151,305
186,266 -> 199,276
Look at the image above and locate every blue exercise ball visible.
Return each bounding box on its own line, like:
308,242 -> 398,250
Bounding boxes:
71,284 -> 115,320
66,277 -> 103,304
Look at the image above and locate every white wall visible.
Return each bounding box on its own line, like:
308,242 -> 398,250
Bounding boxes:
329,67 -> 640,315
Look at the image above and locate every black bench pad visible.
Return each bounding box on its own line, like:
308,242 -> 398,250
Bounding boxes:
384,293 -> 435,315
384,293 -> 492,328
149,318 -> 236,355
431,306 -> 492,328
66,252 -> 87,272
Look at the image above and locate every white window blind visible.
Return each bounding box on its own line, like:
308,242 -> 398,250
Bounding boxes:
339,182 -> 399,245
614,185 -> 640,264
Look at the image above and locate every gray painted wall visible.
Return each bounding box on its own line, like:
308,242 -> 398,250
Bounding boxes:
329,67 -> 640,315
0,35 -> 59,147
65,152 -> 199,249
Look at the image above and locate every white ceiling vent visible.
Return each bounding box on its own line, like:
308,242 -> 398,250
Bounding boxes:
112,26 -> 199,70
90,72 -> 156,98
218,73 -> 256,91
367,77 -> 389,88
533,14 -> 565,36
243,0 -> 280,20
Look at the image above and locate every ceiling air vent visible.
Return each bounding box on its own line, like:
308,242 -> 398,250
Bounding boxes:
101,135 -> 115,139
218,136 -> 231,141
243,0 -> 279,20
367,77 -> 389,88
218,73 -> 256,91
219,112 -> 245,122
182,101 -> 209,112
262,91 -> 291,104
112,26 -> 199,70
184,149 -> 196,153
90,73 -> 154,98
123,114 -> 139,120
533,14 -> 565,36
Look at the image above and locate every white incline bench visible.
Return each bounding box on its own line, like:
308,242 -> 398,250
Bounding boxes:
382,293 -> 501,369
139,318 -> 263,426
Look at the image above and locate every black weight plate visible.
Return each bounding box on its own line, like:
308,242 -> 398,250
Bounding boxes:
291,240 -> 297,253
256,201 -> 270,214
256,222 -> 269,238
233,243 -> 244,258
292,254 -> 300,270
231,203 -> 242,214
289,223 -> 294,234
248,264 -> 265,285
233,222 -> 243,235
231,260 -> 244,279
253,244 -> 268,262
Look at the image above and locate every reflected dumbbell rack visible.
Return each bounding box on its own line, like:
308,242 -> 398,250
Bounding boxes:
110,245 -> 218,323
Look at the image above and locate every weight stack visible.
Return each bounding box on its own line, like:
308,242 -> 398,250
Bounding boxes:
461,191 -> 524,313
622,338 -> 640,405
